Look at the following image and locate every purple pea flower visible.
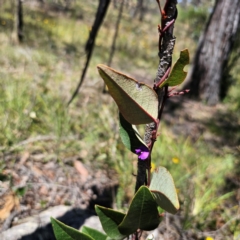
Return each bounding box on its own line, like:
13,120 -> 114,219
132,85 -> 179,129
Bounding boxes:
135,145 -> 150,160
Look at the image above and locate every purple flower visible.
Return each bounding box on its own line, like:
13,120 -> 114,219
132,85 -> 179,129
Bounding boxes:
135,146 -> 149,160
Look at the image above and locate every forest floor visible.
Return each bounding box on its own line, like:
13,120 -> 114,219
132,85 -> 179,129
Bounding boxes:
0,96 -> 239,239
0,1 -> 240,239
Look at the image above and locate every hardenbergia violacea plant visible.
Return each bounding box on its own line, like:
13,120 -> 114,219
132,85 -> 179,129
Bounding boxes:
51,0 -> 190,239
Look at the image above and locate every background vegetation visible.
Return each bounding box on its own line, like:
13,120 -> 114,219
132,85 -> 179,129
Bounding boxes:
0,0 -> 239,237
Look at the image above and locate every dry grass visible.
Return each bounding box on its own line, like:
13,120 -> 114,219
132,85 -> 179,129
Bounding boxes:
0,1 -> 239,237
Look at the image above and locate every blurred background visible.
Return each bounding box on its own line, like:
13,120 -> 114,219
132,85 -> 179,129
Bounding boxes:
0,0 -> 239,239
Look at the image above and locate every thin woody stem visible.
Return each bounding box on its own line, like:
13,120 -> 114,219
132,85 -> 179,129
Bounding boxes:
158,86 -> 169,120
133,3 -> 178,240
156,0 -> 163,16
158,24 -> 162,52
146,87 -> 168,186
135,0 -> 177,193
155,66 -> 171,88
168,89 -> 190,97
162,19 -> 175,32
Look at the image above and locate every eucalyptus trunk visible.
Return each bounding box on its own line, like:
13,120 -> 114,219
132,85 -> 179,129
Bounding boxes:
13,0 -> 23,43
187,0 -> 240,105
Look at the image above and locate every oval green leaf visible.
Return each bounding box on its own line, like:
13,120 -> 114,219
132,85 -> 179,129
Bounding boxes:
97,64 -> 158,124
159,49 -> 189,88
51,217 -> 94,240
118,186 -> 160,235
95,205 -> 126,240
149,167 -> 179,214
119,113 -> 149,160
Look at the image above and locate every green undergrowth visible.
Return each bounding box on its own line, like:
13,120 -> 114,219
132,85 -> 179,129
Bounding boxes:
0,1 -> 239,233
151,128 -> 237,229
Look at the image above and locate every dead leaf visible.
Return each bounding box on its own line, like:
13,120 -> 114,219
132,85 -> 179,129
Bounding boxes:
0,191 -> 19,222
74,160 -> 89,182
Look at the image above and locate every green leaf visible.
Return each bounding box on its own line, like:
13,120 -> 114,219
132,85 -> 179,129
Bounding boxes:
97,64 -> 158,124
159,49 -> 189,88
118,186 -> 160,235
119,113 -> 149,159
51,217 -> 93,240
149,167 -> 179,214
95,205 -> 126,240
81,226 -> 107,240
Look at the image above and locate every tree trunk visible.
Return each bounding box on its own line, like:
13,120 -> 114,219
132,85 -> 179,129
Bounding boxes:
186,0 -> 240,105
133,0 -> 145,21
191,0 -> 202,6
102,0 -> 124,93
68,0 -> 111,105
180,0 -> 188,7
107,0 -> 124,67
13,0 -> 24,43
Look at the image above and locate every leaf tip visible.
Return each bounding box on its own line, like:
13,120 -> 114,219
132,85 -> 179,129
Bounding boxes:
97,64 -> 108,71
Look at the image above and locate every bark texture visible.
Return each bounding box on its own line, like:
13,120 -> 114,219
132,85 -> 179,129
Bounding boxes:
135,0 -> 178,192
108,0 -> 125,67
13,0 -> 24,43
187,0 -> 240,105
68,0 -> 110,105
133,0 -> 145,21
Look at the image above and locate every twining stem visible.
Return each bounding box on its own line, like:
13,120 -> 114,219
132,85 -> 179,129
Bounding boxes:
135,0 -> 178,193
154,67 -> 171,88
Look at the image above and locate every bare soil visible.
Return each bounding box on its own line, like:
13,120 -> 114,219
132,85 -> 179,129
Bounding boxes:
0,97 -> 239,239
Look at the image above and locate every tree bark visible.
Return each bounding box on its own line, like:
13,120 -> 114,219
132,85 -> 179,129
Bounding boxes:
186,0 -> 240,105
13,0 -> 24,43
68,0 -> 111,105
133,0 -> 145,21
135,0 -> 178,192
191,0 -> 202,6
107,0 -> 124,67
180,0 -> 188,7
102,0 -> 124,93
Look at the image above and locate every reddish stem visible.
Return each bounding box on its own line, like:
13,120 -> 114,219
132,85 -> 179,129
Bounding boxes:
161,19 -> 175,32
168,89 -> 190,97
155,66 -> 171,88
